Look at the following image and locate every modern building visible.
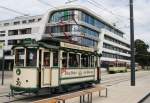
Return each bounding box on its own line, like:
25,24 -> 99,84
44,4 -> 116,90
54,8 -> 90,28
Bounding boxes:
0,5 -> 130,70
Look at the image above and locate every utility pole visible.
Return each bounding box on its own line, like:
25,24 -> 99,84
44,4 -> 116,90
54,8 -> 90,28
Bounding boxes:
0,43 -> 4,85
1,49 -> 4,85
130,0 -> 135,86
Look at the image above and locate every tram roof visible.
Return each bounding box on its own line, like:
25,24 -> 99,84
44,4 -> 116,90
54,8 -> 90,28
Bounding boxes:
12,40 -> 59,50
12,38 -> 101,56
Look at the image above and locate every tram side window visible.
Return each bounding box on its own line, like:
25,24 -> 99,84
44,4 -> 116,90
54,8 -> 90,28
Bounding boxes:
53,51 -> 58,67
62,52 -> 67,68
69,53 -> 80,67
81,54 -> 89,67
43,52 -> 50,66
95,56 -> 98,67
26,49 -> 37,67
91,56 -> 95,67
15,49 -> 24,66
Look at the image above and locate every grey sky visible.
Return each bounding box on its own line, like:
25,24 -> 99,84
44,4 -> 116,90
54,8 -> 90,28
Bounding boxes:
0,0 -> 149,45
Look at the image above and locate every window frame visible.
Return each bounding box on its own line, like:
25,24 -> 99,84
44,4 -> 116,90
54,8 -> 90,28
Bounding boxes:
15,48 -> 25,67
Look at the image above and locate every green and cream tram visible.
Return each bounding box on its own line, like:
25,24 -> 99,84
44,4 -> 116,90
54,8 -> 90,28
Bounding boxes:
10,39 -> 101,94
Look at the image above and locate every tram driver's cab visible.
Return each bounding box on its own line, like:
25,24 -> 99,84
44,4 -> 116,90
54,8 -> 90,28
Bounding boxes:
11,41 -> 59,93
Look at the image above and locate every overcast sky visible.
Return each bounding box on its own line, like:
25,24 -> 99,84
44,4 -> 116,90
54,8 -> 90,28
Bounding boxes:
0,0 -> 150,45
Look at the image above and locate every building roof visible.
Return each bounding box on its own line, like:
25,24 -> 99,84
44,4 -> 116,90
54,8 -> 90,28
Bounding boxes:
47,5 -> 124,34
0,15 -> 43,23
0,5 -> 124,34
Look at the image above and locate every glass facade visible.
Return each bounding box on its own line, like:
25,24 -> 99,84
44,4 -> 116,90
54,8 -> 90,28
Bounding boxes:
75,37 -> 97,47
45,24 -> 99,47
50,10 -> 74,22
48,25 -> 99,37
81,11 -> 104,28
80,11 -> 123,37
48,9 -> 124,47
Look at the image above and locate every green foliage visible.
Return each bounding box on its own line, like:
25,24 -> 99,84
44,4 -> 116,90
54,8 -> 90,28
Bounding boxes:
108,67 -> 127,74
135,39 -> 150,67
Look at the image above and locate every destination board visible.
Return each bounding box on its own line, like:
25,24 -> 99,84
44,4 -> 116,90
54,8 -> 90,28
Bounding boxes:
60,42 -> 94,52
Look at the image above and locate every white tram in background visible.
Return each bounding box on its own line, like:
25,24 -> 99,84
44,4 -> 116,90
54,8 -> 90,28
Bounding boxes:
10,39 -> 101,94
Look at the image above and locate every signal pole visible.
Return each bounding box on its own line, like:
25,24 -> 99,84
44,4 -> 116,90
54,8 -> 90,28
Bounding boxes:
1,49 -> 4,85
130,0 -> 135,86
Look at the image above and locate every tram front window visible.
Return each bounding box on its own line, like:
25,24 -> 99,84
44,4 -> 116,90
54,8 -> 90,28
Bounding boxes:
15,49 -> 24,67
26,48 -> 37,67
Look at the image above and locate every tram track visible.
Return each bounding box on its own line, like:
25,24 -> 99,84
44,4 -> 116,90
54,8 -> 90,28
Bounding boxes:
2,71 -> 150,103
101,72 -> 150,87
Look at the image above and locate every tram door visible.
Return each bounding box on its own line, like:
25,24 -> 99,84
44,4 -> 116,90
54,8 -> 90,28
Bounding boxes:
41,50 -> 51,87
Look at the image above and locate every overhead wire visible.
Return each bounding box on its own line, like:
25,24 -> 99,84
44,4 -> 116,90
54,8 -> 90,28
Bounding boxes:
0,0 -> 147,36
36,0 -> 57,9
86,0 -> 130,30
89,0 -> 129,19
87,0 -> 149,35
87,0 -> 129,21
0,5 -> 29,16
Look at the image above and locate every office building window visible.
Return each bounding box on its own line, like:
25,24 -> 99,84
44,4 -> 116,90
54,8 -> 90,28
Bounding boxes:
22,20 -> 27,24
104,35 -> 130,48
0,31 -> 5,36
102,52 -> 129,60
14,21 -> 20,25
4,23 -> 9,26
20,28 -> 31,34
38,18 -> 42,21
8,30 -> 18,36
29,19 -> 35,23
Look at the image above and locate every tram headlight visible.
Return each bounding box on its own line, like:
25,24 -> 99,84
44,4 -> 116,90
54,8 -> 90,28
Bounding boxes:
16,68 -> 21,75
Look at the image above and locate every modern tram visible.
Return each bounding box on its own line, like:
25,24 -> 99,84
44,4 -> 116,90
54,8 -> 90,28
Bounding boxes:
10,39 -> 101,94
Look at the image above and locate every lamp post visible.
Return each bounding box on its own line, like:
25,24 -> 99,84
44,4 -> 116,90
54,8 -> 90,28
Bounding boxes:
130,0 -> 135,86
0,43 -> 5,85
115,53 -> 118,67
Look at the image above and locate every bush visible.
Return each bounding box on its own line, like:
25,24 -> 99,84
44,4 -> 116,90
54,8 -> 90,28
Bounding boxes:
108,71 -> 116,74
119,70 -> 124,73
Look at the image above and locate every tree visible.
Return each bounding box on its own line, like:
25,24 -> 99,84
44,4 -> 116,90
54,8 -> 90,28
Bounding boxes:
135,39 -> 150,68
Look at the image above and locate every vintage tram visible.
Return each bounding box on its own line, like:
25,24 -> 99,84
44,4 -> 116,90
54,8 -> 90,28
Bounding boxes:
10,39 -> 101,94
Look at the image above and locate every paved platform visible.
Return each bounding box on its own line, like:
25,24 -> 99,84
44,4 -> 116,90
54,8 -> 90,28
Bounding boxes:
94,75 -> 150,103
34,71 -> 150,103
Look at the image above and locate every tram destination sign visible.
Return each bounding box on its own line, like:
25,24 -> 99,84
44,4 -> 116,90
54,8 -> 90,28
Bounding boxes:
0,42 -> 4,58
60,42 -> 94,52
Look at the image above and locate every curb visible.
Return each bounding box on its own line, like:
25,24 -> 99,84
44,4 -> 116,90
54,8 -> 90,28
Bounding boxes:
138,92 -> 150,103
